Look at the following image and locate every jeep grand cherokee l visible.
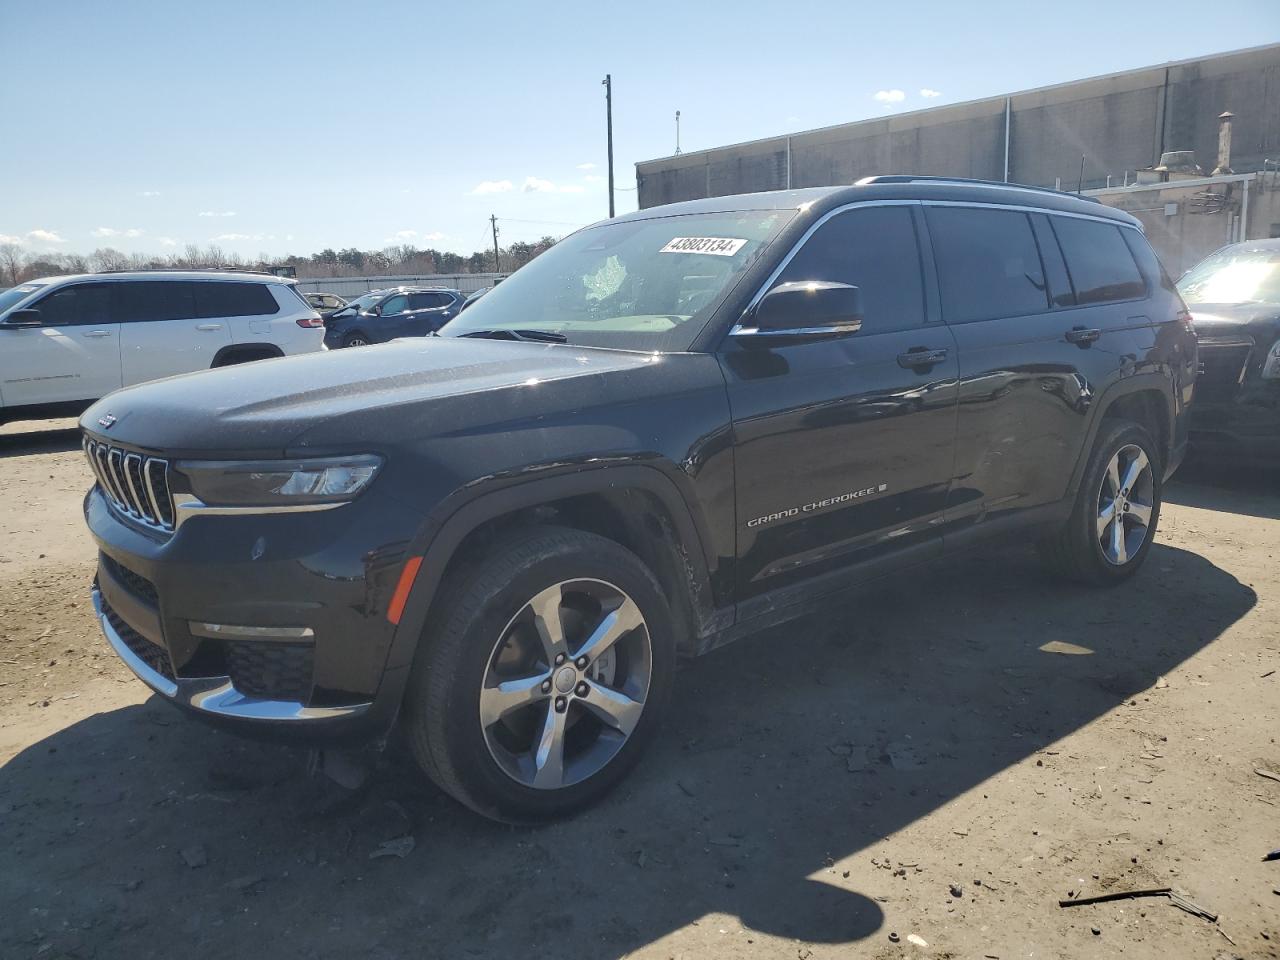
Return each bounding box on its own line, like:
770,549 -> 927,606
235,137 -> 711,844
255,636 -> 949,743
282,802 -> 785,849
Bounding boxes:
0,271 -> 324,424
80,177 -> 1195,822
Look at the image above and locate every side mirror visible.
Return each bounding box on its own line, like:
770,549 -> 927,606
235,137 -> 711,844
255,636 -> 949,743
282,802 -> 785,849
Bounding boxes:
742,281 -> 864,337
2,308 -> 42,328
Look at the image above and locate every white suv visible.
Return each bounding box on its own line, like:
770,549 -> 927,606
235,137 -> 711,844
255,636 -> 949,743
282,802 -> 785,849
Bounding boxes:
0,272 -> 324,424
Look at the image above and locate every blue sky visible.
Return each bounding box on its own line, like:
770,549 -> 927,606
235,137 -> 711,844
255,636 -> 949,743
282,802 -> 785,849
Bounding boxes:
1,0 -> 1276,260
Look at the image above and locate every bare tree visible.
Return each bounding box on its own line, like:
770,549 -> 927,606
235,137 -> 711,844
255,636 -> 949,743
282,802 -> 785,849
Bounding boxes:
90,247 -> 130,272
0,243 -> 23,285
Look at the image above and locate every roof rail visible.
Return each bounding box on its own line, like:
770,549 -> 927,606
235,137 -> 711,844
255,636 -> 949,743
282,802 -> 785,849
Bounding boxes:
855,175 -> 1101,204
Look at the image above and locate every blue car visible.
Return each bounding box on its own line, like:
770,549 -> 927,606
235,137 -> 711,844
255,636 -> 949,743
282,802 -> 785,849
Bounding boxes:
322,286 -> 463,348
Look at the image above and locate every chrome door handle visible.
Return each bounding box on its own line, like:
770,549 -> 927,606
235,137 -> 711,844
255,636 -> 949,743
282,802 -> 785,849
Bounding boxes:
81,330 -> 112,338
897,347 -> 948,369
1064,326 -> 1101,346
195,323 -> 223,331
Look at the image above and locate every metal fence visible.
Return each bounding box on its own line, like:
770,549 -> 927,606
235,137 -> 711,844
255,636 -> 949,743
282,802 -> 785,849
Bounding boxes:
291,273 -> 508,298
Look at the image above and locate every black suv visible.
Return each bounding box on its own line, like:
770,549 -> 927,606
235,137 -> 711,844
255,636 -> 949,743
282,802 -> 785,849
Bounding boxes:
321,286 -> 463,348
81,177 -> 1196,822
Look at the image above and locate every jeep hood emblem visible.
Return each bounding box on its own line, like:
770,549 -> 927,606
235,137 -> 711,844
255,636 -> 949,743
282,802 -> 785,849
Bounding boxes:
97,413 -> 117,429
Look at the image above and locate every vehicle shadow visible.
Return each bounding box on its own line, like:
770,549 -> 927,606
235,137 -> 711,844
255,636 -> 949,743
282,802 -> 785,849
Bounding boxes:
1164,461 -> 1280,520
0,541 -> 1254,959
0,420 -> 81,459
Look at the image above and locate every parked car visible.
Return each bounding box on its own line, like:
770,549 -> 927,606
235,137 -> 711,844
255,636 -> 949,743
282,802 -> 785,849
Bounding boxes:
322,286 -> 463,348
1177,238 -> 1280,467
81,177 -> 1194,822
303,292 -> 347,312
0,272 -> 323,424
458,287 -> 489,312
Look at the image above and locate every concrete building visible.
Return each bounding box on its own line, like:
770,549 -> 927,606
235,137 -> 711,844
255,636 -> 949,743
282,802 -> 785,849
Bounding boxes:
635,44 -> 1280,224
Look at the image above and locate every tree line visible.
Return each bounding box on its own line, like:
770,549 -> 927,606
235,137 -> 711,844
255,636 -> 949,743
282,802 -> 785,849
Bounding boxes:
0,236 -> 560,286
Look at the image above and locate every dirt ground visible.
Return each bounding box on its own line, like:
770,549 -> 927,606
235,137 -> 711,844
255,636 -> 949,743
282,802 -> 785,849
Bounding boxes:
1,417 -> 1277,960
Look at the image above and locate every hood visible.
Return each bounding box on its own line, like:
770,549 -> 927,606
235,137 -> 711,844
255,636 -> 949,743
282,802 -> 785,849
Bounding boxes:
80,337 -> 662,458
1188,302 -> 1280,343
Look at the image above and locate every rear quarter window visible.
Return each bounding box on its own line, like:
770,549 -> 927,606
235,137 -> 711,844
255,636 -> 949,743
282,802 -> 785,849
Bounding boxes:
1051,217 -> 1147,304
195,281 -> 281,318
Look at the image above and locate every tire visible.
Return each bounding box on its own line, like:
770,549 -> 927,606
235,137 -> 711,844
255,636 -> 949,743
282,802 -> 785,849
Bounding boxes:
404,526 -> 676,822
342,333 -> 369,348
1039,418 -> 1162,586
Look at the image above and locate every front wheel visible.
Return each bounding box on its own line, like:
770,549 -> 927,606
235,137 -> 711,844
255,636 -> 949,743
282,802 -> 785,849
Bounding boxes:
1040,418 -> 1162,585
404,527 -> 675,822
342,332 -> 369,348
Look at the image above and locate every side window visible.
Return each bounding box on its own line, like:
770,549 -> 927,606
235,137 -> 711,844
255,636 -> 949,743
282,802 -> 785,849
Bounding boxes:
1051,217 -> 1146,304
409,292 -> 448,310
774,205 -> 925,333
32,284 -> 113,326
926,207 -> 1048,323
194,282 -> 280,318
1121,229 -> 1177,295
1029,214 -> 1076,307
379,294 -> 409,315
113,281 -> 197,323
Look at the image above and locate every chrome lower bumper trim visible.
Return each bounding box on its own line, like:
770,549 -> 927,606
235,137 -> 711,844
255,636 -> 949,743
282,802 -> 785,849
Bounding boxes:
92,588 -> 371,722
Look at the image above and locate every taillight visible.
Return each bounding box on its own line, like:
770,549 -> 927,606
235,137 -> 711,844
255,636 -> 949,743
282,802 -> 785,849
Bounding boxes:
296,315 -> 323,328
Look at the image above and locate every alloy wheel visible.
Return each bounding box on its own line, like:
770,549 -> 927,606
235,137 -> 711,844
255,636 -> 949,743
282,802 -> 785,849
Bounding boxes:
479,579 -> 652,790
1096,443 -> 1154,565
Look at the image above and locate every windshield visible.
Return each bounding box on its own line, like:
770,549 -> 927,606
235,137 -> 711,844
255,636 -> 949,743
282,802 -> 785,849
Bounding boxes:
0,283 -> 47,315
440,210 -> 794,351
1178,247 -> 1280,306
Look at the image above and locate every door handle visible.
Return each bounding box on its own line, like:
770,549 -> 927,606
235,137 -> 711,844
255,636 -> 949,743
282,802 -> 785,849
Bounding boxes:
897,347 -> 948,369
1065,326 -> 1102,346
195,323 -> 223,331
81,330 -> 112,338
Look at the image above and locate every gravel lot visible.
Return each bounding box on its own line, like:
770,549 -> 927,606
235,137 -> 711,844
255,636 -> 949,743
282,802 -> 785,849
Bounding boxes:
1,418 -> 1277,960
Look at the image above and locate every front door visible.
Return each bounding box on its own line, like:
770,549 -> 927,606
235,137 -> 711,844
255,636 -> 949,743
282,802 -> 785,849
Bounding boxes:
720,203 -> 959,606
0,282 -> 121,406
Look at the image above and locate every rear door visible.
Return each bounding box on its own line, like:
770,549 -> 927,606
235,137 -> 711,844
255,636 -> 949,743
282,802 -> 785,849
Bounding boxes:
404,291 -> 457,334
720,202 -> 959,604
0,282 -> 121,406
117,281 -> 231,384
927,205 -> 1147,530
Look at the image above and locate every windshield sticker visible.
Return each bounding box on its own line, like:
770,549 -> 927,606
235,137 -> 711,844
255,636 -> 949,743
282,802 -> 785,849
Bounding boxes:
660,237 -> 749,257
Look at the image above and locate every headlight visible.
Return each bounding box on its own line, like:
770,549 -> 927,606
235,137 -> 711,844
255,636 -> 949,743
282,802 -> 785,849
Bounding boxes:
174,455 -> 383,507
1263,339 -> 1280,380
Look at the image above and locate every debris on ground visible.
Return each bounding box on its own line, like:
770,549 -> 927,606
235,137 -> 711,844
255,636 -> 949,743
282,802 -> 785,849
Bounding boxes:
1058,886 -> 1172,907
887,931 -> 900,943
368,835 -> 414,860
1262,849 -> 1279,863
1255,767 -> 1280,784
1168,891 -> 1218,922
906,933 -> 928,947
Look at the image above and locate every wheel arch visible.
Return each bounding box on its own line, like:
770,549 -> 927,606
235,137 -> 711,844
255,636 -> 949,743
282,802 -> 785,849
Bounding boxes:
1067,373 -> 1174,497
211,343 -> 284,367
386,465 -> 720,672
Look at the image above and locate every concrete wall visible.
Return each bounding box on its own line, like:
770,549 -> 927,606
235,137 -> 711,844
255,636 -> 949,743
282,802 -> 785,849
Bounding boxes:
637,44 -> 1280,208
292,273 -> 506,297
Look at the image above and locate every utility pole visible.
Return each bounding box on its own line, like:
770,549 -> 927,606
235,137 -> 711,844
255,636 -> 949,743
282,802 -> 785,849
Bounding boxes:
675,110 -> 681,156
490,214 -> 500,273
1076,155 -> 1086,194
602,74 -> 615,218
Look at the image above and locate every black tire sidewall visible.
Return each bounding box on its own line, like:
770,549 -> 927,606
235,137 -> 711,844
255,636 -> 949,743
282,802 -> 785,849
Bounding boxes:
1075,420 -> 1162,583
426,532 -> 675,821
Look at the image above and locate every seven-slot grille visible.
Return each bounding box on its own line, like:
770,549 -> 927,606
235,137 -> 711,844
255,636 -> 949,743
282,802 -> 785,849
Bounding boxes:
83,437 -> 175,531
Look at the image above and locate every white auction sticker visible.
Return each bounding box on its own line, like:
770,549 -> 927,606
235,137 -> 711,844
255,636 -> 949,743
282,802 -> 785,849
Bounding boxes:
660,237 -> 748,257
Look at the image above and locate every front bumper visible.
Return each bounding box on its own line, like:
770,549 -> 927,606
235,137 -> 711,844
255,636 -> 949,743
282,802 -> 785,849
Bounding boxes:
85,480 -> 417,743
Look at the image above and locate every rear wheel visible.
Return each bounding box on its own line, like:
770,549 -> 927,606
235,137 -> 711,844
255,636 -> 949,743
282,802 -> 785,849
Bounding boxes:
1040,418 -> 1162,585
404,527 -> 675,822
342,332 -> 369,348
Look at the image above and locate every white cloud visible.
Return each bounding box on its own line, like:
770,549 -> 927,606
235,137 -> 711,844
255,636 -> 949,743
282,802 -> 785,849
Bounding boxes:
91,227 -> 144,238
576,162 -> 596,171
873,89 -> 906,104
158,236 -> 179,247
210,233 -> 251,242
920,87 -> 941,98
388,229 -> 419,241
197,210 -> 237,218
421,231 -> 445,242
0,233 -> 21,245
139,190 -> 161,198
470,179 -> 513,195
27,229 -> 65,244
584,174 -> 605,184
523,176 -> 556,193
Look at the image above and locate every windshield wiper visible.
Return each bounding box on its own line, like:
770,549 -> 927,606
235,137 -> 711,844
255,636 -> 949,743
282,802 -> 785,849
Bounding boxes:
458,328 -> 568,343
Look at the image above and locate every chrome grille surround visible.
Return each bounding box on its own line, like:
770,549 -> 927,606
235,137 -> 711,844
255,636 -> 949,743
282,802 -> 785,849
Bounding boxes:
84,437 -> 174,533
